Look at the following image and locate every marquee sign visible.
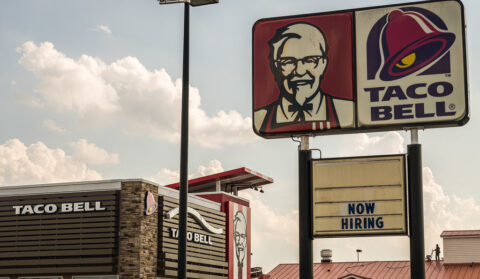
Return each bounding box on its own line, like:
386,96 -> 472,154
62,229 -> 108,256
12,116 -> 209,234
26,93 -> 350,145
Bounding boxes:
311,155 -> 407,237
252,0 -> 468,138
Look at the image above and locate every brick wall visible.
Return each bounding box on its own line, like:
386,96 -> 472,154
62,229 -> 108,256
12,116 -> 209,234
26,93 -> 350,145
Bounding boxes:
119,181 -> 158,279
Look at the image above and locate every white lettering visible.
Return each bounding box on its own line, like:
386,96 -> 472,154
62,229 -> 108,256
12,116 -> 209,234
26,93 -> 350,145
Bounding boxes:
22,205 -> 34,215
13,201 -> 106,215
62,203 -> 73,212
84,202 -> 94,212
73,202 -> 84,212
44,204 -> 57,213
95,201 -> 106,211
170,228 -> 178,238
13,205 -> 23,215
33,204 -> 45,214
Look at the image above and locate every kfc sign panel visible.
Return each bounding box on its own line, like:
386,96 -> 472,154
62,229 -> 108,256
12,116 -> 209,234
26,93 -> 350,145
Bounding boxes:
253,13 -> 356,138
356,0 -> 468,128
252,0 -> 468,139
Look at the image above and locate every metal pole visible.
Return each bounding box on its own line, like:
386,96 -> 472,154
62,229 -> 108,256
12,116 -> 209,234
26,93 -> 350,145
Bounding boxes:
408,129 -> 425,279
178,2 -> 190,279
299,136 -> 313,279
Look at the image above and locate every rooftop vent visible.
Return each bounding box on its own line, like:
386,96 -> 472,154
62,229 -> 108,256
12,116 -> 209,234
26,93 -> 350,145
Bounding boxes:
321,249 -> 332,263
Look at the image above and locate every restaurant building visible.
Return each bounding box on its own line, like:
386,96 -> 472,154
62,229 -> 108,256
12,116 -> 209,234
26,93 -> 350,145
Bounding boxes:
0,168 -> 272,279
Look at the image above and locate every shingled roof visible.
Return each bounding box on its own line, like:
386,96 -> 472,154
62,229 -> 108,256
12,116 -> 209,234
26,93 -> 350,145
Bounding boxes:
268,260 -> 480,279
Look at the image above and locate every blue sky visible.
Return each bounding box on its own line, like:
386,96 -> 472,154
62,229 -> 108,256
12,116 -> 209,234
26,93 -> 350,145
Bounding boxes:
1,0 -> 480,272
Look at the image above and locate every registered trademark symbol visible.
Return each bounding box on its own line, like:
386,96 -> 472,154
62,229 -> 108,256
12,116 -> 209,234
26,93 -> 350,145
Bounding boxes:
449,103 -> 455,110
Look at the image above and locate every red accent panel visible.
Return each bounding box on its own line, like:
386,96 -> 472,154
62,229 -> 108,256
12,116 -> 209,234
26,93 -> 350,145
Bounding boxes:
228,202 -> 234,279
247,206 -> 252,279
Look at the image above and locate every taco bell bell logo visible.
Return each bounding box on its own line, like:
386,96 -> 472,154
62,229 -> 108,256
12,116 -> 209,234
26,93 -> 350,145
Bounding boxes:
368,7 -> 455,81
356,4 -> 467,126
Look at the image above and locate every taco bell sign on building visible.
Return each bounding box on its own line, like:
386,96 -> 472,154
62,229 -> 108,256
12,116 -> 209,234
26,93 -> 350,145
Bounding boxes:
252,0 -> 468,138
356,0 -> 468,128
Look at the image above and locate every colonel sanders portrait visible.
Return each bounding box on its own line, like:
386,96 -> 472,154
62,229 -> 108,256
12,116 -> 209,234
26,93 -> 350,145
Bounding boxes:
254,22 -> 354,134
234,211 -> 247,271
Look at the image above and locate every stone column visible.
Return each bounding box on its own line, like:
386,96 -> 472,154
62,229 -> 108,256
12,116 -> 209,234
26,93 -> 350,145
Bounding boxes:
119,180 -> 158,279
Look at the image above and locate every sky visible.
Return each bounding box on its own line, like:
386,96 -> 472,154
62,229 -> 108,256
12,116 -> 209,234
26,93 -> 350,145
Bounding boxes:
1,0 -> 480,273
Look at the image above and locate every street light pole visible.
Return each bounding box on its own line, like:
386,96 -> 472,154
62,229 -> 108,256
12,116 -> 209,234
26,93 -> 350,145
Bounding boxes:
157,1 -> 219,278
177,2 -> 190,278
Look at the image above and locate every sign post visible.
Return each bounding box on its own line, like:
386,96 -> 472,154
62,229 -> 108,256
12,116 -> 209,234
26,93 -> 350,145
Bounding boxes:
298,136 -> 313,279
408,130 -> 425,279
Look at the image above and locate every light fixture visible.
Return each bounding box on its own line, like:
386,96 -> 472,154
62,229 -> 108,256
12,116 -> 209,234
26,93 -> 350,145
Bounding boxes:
260,187 -> 264,193
158,0 -> 218,6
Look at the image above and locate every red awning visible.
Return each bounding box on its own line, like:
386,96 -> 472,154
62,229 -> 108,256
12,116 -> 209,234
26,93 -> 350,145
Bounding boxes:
165,167 -> 273,193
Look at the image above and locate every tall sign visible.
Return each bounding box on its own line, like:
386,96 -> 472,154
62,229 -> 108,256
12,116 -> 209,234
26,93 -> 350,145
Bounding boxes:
311,155 -> 407,237
252,0 -> 468,138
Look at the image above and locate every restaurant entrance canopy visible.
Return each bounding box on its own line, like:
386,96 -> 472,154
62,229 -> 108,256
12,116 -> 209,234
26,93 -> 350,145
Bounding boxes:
165,167 -> 273,195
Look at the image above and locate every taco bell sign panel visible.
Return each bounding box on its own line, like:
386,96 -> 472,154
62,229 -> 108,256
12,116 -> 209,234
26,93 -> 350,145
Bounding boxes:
356,0 -> 468,128
252,0 -> 468,139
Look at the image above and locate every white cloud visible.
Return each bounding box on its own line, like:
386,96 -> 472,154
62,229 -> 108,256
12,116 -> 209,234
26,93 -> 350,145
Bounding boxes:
339,131 -> 405,156
423,167 -> 480,255
17,41 -> 256,149
18,42 -> 120,115
150,159 -> 224,185
96,25 -> 112,35
43,119 -> 66,134
240,190 -> 299,271
70,139 -> 119,165
0,138 -> 102,186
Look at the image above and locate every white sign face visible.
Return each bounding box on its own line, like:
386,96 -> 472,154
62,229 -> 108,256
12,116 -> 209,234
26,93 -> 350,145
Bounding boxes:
356,1 -> 468,128
312,155 -> 407,237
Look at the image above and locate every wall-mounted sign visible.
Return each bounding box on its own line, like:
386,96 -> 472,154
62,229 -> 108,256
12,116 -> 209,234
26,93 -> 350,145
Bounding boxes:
166,206 -> 224,234
252,0 -> 468,138
0,191 -> 119,276
169,228 -> 214,245
158,195 -> 228,278
311,155 -> 407,237
145,190 -> 158,216
230,202 -> 250,279
12,201 -> 106,215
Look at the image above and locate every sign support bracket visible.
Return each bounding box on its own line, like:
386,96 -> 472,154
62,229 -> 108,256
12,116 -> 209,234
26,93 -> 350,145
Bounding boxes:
299,136 -> 313,279
408,129 -> 425,279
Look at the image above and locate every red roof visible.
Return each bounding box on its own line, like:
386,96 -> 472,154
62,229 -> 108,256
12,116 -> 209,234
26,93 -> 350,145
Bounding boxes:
441,230 -> 480,238
268,261 -> 480,279
165,167 -> 273,193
